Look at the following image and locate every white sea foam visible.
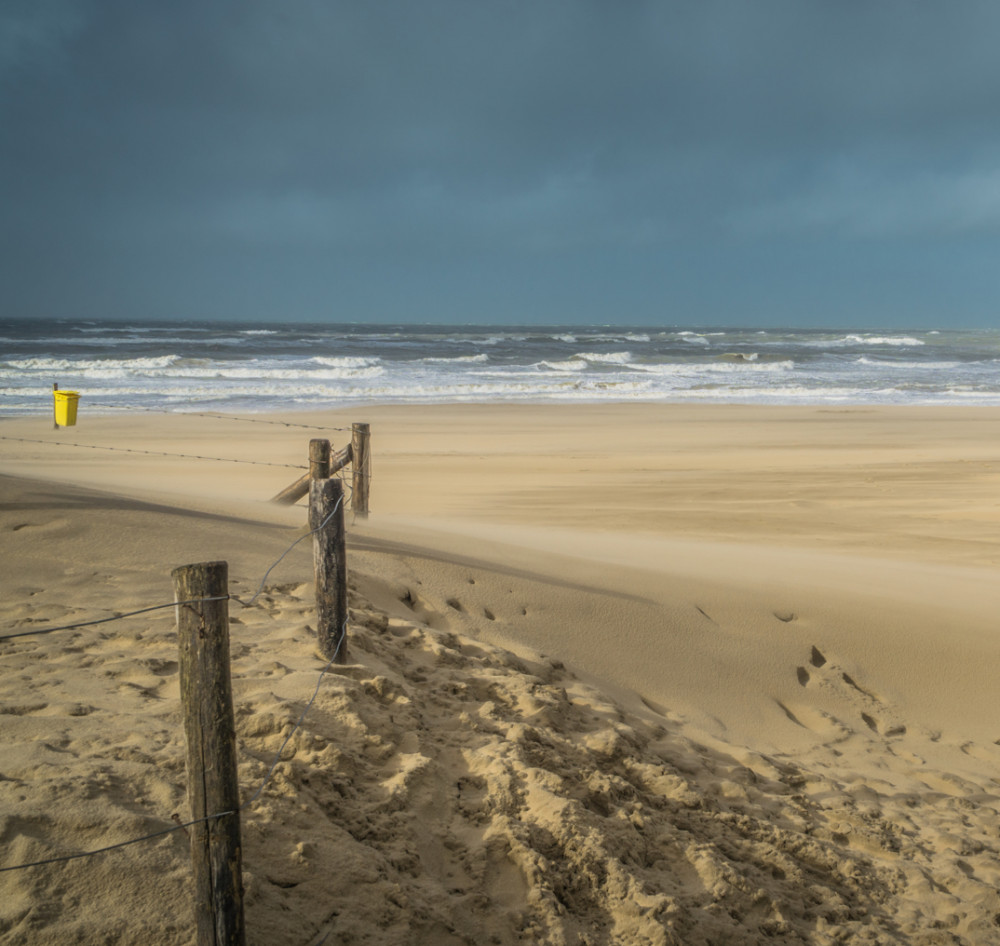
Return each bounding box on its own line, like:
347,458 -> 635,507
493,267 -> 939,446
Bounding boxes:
2,355 -> 182,372
166,364 -> 386,381
536,360 -> 588,372
855,356 -> 962,370
420,354 -> 490,364
586,333 -> 651,343
821,334 -> 927,348
847,334 -> 925,346
626,359 -> 794,375
573,351 -> 633,365
310,356 -> 381,368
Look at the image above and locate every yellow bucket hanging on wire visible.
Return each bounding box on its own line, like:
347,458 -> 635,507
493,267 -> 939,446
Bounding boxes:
53,390 -> 80,426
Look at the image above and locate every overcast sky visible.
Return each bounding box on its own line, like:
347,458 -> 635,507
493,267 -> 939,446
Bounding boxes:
3,1 -> 1000,328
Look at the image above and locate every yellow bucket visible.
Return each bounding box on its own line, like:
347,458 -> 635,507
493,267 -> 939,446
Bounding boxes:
53,390 -> 80,426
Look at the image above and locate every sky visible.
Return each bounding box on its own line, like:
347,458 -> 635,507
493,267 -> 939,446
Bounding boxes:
2,1 -> 1000,329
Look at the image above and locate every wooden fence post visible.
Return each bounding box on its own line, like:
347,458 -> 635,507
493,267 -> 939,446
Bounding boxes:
351,422 -> 370,518
309,438 -> 331,480
310,476 -> 348,662
271,440 -> 351,506
174,561 -> 246,946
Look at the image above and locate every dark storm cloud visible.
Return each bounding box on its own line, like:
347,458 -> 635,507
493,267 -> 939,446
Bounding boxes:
3,0 -> 1000,324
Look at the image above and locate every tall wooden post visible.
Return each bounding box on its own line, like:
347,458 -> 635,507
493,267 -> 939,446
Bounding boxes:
351,422 -> 370,518
53,382 -> 59,430
309,438 -> 331,480
310,477 -> 348,662
174,561 -> 246,946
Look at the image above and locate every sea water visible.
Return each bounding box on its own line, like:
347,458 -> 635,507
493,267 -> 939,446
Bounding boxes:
2,319 -> 999,414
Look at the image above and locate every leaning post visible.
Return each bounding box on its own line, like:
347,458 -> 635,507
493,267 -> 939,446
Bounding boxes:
173,561 -> 245,946
310,476 -> 348,662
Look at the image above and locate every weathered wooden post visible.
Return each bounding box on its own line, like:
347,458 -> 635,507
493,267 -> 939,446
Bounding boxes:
174,561 -> 246,946
309,438 -> 331,480
351,422 -> 371,518
310,476 -> 348,662
53,382 -> 59,430
271,439 -> 354,505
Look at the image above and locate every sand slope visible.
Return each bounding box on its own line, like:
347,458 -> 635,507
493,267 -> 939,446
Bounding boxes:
3,405 -> 1000,944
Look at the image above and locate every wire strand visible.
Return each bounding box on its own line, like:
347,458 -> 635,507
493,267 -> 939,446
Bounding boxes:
2,491 -> 345,640
0,435 -> 306,470
0,485 -> 351,874
98,404 -> 353,432
0,620 -> 347,874
0,810 -> 235,874
233,493 -> 344,608
0,598 -> 229,642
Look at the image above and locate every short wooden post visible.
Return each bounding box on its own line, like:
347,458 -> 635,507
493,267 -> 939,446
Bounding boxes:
309,438 -> 331,479
351,422 -> 371,518
53,382 -> 59,430
310,477 -> 348,662
173,561 -> 246,946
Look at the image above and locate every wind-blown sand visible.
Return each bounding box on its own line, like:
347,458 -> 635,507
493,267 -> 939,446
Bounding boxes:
2,404 -> 1000,944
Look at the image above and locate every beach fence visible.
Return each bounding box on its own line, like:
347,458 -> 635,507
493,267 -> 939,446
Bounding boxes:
0,423 -> 368,946
171,448 -> 350,944
272,423 -> 371,519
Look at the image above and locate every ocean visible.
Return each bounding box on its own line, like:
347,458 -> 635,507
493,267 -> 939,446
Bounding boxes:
2,319 -> 999,414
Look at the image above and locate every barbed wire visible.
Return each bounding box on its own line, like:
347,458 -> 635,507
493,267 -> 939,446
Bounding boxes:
0,810 -> 231,874
0,435 -> 307,469
0,598 -> 229,642
97,403 -> 353,433
0,619 -> 347,876
235,493 -> 344,608
2,496 -> 345,641
0,492 -> 350,875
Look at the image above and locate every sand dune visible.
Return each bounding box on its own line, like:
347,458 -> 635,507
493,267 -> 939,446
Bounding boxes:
2,404 -> 1000,944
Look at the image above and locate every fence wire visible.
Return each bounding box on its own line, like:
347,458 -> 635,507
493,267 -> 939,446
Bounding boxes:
0,435 -> 307,469
98,403 -> 354,433
0,621 -> 347,877
0,495 -> 348,877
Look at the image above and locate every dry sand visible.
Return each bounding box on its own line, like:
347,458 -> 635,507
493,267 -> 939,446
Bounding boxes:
2,403 -> 1000,944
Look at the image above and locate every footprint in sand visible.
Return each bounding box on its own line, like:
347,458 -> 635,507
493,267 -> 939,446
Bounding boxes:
799,645 -> 907,739
397,589 -> 449,631
959,741 -> 1000,762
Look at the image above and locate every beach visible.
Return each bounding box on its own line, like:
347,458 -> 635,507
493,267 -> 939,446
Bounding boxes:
2,403 -> 1000,944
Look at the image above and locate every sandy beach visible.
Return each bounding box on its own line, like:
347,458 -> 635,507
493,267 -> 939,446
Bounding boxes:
2,403 -> 1000,944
